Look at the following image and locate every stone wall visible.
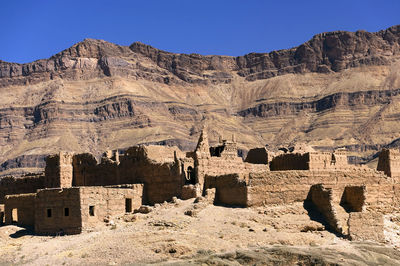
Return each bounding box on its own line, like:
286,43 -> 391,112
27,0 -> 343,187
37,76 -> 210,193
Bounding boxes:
35,188 -> 82,235
246,170 -> 397,213
4,193 -> 36,228
0,174 -> 44,204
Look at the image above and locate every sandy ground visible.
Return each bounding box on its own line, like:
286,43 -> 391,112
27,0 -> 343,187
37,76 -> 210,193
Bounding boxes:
0,199 -> 399,265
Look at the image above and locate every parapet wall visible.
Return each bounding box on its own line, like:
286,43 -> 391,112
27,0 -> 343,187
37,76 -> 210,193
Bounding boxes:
0,174 -> 44,204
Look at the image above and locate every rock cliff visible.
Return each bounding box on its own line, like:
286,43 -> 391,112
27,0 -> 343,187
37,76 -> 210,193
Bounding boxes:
1,25 -> 400,174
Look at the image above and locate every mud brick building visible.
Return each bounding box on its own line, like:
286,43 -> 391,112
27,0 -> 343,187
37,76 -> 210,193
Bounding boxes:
1,129 -> 400,240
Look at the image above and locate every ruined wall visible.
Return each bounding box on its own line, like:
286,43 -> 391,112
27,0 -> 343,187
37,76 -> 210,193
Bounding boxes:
247,169 -> 398,213
348,212 -> 384,242
0,174 -> 44,204
118,146 -> 182,204
70,146 -> 182,205
196,157 -> 268,190
307,184 -> 343,234
204,174 -> 248,207
72,153 -> 98,186
4,193 -> 36,227
44,152 -> 73,188
244,147 -> 269,164
35,188 -> 82,235
340,186 -> 366,212
308,152 -> 333,170
79,186 -> 143,231
269,153 -> 309,171
377,148 -> 400,178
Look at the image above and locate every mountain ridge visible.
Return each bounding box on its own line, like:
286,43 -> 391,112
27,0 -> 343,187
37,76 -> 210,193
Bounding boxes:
1,25 -> 400,174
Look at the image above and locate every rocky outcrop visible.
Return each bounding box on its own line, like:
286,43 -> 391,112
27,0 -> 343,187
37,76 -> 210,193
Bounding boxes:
1,25 -> 400,87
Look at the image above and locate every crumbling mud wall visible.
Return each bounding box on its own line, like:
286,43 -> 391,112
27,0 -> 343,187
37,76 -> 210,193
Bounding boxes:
71,146 -> 183,205
247,170 -> 398,212
72,153 -> 98,186
79,186 -> 143,231
118,146 -> 182,204
44,152 -> 73,188
204,174 -> 248,207
269,153 -> 309,171
0,174 -> 44,204
244,147 -> 269,164
307,184 -> 343,234
4,193 -> 36,227
35,188 -> 82,235
377,148 -> 400,179
348,212 -> 384,242
340,186 -> 366,212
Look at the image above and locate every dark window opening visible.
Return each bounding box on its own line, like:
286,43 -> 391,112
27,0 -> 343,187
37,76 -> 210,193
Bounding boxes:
125,198 -> 132,213
89,206 -> 95,216
185,166 -> 196,185
64,208 -> 69,217
47,208 -> 52,218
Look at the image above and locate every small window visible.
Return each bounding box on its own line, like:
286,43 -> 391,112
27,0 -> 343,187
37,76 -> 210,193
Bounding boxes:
125,198 -> 132,213
64,208 -> 69,217
47,209 -> 52,218
89,206 -> 95,216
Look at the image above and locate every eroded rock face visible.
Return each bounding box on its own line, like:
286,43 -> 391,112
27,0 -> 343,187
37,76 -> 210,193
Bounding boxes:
1,25 -> 400,173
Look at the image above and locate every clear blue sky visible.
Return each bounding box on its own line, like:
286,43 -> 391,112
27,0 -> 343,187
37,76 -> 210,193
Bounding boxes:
1,0 -> 399,63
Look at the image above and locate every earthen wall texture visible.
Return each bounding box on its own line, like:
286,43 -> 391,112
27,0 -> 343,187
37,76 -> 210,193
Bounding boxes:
72,146 -> 182,204
34,188 -> 82,235
79,186 -> 143,230
244,148 -> 269,164
340,186 -> 366,212
247,170 -> 397,213
269,153 -> 309,171
44,153 -> 73,188
348,212 -> 384,242
4,193 -> 36,227
0,174 -> 44,204
196,157 -> 267,190
204,174 -> 248,207
377,148 -> 400,178
307,184 -> 342,234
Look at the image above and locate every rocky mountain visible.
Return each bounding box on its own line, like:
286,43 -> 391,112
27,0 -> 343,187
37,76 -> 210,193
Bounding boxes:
1,25 -> 400,174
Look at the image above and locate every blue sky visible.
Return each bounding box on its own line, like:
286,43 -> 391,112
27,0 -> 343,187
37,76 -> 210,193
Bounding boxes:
1,0 -> 399,63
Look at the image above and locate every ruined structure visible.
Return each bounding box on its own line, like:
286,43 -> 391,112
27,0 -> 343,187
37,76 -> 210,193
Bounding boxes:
0,130 -> 400,240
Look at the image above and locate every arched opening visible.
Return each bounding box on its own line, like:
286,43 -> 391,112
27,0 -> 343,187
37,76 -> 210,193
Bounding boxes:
185,166 -> 196,185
